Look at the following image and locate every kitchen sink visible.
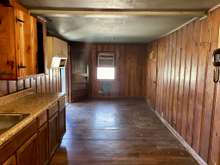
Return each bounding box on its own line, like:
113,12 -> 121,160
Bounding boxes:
0,113 -> 29,135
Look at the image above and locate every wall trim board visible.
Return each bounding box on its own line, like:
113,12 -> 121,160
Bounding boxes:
208,4 -> 220,13
160,17 -> 199,39
90,96 -> 145,100
158,5 -> 220,41
145,99 -> 207,165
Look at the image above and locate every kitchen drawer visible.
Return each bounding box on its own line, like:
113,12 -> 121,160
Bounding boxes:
59,97 -> 65,111
37,111 -> 47,128
48,102 -> 58,118
0,119 -> 37,163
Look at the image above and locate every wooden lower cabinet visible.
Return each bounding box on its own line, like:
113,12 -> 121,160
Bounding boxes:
0,99 -> 66,165
38,123 -> 49,165
16,134 -> 38,165
59,107 -> 66,140
49,112 -> 59,157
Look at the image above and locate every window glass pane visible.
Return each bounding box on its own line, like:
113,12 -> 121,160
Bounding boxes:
97,67 -> 115,80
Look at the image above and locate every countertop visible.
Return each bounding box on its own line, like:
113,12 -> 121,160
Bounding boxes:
0,91 -> 65,146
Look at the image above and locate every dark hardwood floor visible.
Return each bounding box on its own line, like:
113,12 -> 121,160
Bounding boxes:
50,99 -> 198,165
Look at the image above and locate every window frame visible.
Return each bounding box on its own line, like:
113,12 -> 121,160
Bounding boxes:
97,52 -> 116,81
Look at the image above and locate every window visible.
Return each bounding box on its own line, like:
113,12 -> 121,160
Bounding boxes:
97,53 -> 115,80
97,67 -> 115,80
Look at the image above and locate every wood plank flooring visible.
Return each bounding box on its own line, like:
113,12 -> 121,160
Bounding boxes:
50,99 -> 198,165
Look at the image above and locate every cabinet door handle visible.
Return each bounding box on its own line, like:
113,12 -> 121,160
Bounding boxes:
16,18 -> 25,23
18,65 -> 27,69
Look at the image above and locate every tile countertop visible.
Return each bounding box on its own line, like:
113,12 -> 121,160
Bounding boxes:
0,92 -> 65,146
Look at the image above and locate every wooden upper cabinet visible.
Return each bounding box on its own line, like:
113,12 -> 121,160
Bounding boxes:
29,16 -> 37,75
46,36 -> 68,70
15,8 -> 37,77
53,37 -> 68,58
0,5 -> 37,80
0,6 -> 17,79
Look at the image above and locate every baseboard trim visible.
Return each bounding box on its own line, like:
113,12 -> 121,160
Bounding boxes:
146,100 -> 207,165
90,96 -> 145,100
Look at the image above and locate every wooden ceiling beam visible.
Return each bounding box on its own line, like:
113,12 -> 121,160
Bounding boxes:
30,8 -> 206,17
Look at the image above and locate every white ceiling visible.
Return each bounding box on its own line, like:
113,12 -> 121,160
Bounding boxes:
21,0 -> 220,10
45,15 -> 195,43
20,0 -> 220,43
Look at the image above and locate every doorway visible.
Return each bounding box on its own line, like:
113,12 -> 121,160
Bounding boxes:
61,68 -> 66,94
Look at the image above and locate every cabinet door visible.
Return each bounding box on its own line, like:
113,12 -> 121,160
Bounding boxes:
17,134 -> 38,165
38,124 -> 49,165
2,155 -> 16,165
49,113 -> 59,157
53,37 -> 62,57
53,37 -> 68,58
15,9 -> 37,77
15,8 -> 26,77
28,16 -> 37,75
59,108 -> 66,140
0,6 -> 17,79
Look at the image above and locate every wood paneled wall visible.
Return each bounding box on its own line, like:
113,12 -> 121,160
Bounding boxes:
145,7 -> 220,165
88,43 -> 146,98
69,43 -> 90,102
145,42 -> 158,110
69,43 -> 146,99
0,69 -> 61,97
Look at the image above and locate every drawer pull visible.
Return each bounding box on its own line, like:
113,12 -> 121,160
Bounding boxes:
18,65 -> 27,69
16,18 -> 24,23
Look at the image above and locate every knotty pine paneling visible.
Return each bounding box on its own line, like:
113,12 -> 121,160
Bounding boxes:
0,69 -> 61,97
145,7 -> 220,165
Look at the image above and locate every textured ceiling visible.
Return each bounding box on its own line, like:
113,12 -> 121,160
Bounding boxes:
46,15 -> 194,43
20,0 -> 220,43
21,0 -> 220,10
